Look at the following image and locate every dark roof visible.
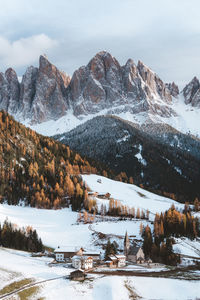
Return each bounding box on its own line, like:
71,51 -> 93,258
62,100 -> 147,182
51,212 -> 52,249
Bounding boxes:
70,270 -> 84,276
128,246 -> 141,255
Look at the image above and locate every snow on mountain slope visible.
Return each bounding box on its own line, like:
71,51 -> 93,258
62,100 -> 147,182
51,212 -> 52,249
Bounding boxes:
82,174 -> 184,217
0,203 -> 144,249
27,95 -> 200,138
156,95 -> 200,138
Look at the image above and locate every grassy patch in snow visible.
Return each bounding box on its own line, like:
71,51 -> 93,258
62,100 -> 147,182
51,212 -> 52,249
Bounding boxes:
0,278 -> 34,296
18,285 -> 40,300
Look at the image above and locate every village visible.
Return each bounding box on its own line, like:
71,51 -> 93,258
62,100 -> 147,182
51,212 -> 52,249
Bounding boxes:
51,231 -> 155,281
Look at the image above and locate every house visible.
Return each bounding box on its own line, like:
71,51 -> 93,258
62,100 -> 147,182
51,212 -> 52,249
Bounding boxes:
72,255 -> 93,270
71,255 -> 82,269
106,254 -> 126,268
70,270 -> 85,281
83,251 -> 101,261
81,256 -> 93,270
124,232 -> 145,263
54,246 -> 84,262
115,255 -> 126,267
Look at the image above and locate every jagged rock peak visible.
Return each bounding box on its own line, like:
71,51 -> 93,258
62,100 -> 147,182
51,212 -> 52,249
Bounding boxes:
0,67 -> 20,114
125,58 -> 135,67
165,82 -> 179,98
88,51 -> 121,71
183,76 -> 200,106
5,68 -> 18,82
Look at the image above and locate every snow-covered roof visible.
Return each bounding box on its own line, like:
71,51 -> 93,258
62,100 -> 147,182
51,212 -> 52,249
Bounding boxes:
71,255 -> 93,261
54,246 -> 84,253
115,255 -> 126,259
108,255 -> 118,261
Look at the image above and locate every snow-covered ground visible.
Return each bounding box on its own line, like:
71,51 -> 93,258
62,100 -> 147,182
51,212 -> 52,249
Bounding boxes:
173,237 -> 200,258
0,205 -> 94,250
0,248 -> 199,300
0,175 -> 199,299
82,174 -> 184,218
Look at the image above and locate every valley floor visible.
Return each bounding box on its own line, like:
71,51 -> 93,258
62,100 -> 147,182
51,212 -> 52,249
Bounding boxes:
0,175 -> 199,299
0,247 -> 199,300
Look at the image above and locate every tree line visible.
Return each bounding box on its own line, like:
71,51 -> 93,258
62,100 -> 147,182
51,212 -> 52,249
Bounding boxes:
0,219 -> 43,252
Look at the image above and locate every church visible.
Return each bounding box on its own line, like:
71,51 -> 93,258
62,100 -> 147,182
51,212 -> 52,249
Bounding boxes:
124,231 -> 145,263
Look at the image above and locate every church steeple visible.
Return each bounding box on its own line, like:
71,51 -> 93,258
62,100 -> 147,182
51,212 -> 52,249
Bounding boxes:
124,231 -> 130,257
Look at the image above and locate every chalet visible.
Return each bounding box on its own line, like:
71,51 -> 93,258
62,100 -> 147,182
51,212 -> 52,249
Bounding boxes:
106,254 -> 126,268
124,232 -> 145,263
70,270 -> 85,281
72,255 -> 93,270
83,251 -> 101,261
54,246 -> 84,262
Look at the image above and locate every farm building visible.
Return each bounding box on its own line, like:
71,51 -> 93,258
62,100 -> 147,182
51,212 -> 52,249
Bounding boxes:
69,270 -> 85,281
54,246 -> 84,262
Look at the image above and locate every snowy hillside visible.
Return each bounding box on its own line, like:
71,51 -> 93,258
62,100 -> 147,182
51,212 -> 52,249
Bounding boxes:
0,175 -> 199,299
82,174 -> 184,217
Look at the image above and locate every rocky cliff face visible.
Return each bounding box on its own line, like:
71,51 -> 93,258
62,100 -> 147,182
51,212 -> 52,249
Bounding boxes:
0,51 -> 182,123
68,51 -> 177,117
182,77 -> 200,107
0,55 -> 71,123
0,68 -> 20,114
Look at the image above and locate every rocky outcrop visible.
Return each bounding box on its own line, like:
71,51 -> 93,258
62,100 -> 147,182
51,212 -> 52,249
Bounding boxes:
68,51 -> 177,117
165,82 -> 179,98
0,68 -> 20,114
0,51 -> 182,123
30,55 -> 70,123
183,77 -> 200,107
19,66 -> 38,119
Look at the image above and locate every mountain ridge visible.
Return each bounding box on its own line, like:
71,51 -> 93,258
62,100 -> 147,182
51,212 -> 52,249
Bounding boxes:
0,51 -> 199,127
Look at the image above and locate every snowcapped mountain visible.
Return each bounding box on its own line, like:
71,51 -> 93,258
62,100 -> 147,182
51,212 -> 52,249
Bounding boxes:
0,51 -> 199,138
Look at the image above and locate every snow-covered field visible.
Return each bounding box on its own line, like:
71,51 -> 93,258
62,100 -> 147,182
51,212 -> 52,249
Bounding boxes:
173,238 -> 200,258
82,174 -> 184,217
0,248 -> 199,300
0,175 -> 199,299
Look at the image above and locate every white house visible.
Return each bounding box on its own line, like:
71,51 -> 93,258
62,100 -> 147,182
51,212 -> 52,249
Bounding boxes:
115,255 -> 126,267
54,246 -> 84,262
71,255 -> 93,270
72,255 -> 82,269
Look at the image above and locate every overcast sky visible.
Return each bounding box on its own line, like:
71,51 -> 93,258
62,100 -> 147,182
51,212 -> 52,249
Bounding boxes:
0,0 -> 200,88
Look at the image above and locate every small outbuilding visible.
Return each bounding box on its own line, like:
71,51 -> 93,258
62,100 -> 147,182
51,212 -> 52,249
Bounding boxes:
69,270 -> 85,281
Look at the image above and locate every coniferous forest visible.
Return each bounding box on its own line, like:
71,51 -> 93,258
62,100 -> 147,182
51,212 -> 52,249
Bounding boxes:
0,219 -> 43,252
0,110 -> 102,210
142,205 -> 200,265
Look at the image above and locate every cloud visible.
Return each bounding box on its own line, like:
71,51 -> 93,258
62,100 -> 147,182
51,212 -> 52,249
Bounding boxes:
0,34 -> 58,70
